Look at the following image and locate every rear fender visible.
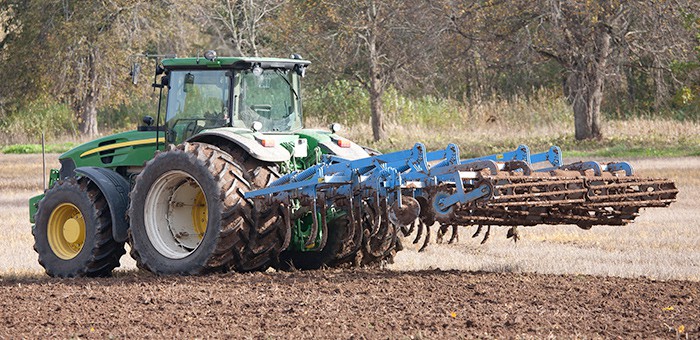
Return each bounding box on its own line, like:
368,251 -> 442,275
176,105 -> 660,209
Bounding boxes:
318,139 -> 370,160
74,167 -> 131,243
188,129 -> 291,163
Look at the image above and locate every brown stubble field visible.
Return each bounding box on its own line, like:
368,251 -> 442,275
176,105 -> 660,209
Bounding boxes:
0,153 -> 698,338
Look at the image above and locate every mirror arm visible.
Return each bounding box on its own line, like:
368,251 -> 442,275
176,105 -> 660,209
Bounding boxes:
155,84 -> 164,152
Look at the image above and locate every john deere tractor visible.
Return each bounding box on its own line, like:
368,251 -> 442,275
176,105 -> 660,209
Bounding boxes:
29,51 -> 677,277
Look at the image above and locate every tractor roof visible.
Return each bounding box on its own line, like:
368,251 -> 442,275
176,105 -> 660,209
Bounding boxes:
161,56 -> 310,70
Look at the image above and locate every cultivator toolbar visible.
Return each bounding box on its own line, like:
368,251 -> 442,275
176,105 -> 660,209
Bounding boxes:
246,143 -> 677,256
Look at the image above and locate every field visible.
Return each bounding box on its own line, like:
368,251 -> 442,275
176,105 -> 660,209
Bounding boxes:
0,153 -> 698,337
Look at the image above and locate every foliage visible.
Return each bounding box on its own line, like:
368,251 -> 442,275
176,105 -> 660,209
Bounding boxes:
444,0 -> 700,140
274,0 -> 445,141
0,98 -> 77,144
304,79 -> 369,125
98,96 -> 160,131
0,0 -> 200,136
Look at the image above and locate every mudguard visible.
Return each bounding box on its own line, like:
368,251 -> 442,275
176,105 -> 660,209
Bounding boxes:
318,139 -> 370,160
189,128 -> 292,163
74,167 -> 131,243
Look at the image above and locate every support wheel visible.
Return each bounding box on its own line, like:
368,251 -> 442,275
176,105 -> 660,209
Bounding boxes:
356,201 -> 401,267
277,214 -> 353,270
128,142 -> 244,275
33,178 -> 125,277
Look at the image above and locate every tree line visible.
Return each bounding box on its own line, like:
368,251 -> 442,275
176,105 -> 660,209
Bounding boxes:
1,0 -> 698,141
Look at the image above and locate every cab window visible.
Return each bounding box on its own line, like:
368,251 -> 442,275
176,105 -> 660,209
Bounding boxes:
166,70 -> 231,143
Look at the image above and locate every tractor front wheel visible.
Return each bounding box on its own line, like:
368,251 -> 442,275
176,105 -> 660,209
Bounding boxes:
33,178 -> 125,277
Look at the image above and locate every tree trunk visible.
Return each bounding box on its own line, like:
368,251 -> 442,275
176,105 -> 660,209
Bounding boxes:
567,26 -> 609,140
367,1 -> 386,142
80,95 -> 99,137
369,73 -> 385,141
79,47 -> 99,137
653,57 -> 668,112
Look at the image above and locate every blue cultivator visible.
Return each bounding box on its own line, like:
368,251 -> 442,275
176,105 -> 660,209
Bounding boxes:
247,144 -> 677,262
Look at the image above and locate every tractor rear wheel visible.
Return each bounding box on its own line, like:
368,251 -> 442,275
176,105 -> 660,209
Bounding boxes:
218,146 -> 287,272
128,142 -> 287,275
128,142 -> 245,275
33,178 -> 125,277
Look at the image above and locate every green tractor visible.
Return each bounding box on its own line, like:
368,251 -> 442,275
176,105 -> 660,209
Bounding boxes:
29,51 -> 678,278
29,52 -> 375,277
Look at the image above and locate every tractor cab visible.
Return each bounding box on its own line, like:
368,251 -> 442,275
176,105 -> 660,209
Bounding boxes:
156,52 -> 309,144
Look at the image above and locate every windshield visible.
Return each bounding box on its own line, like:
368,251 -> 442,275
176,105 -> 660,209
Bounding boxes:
166,70 -> 231,143
234,69 -> 302,132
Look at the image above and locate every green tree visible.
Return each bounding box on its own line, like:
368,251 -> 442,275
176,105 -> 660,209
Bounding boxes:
0,0 -> 180,137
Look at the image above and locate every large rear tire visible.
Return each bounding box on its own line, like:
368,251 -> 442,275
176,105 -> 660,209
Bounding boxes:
219,146 -> 287,272
33,178 -> 125,277
128,142 -> 245,275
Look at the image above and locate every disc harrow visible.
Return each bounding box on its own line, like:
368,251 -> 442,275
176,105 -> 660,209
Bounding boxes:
246,143 -> 677,260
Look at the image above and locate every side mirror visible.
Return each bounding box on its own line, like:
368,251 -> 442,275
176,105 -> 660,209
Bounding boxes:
294,65 -> 306,77
143,116 -> 154,126
290,54 -> 306,77
130,62 -> 141,85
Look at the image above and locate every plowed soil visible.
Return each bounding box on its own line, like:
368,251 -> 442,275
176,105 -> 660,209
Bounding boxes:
2,155 -> 699,338
0,269 -> 697,338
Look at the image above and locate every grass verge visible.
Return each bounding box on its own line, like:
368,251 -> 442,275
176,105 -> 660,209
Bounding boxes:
1,143 -> 77,154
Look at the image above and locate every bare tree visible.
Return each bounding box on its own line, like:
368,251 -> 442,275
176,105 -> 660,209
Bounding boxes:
189,0 -> 286,57
276,0 -> 445,141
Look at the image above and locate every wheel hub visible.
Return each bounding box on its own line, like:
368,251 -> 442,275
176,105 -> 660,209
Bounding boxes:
63,218 -> 82,243
431,192 -> 455,220
47,203 -> 85,260
144,170 -> 208,259
192,190 -> 208,238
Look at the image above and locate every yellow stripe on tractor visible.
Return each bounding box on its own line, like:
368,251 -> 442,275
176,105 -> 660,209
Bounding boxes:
80,137 -> 165,158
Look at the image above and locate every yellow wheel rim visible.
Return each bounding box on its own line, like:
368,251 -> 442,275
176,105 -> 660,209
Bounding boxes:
192,189 -> 208,239
47,203 -> 86,260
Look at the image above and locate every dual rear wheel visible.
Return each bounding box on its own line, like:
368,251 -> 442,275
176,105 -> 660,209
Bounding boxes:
127,142 -> 286,275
